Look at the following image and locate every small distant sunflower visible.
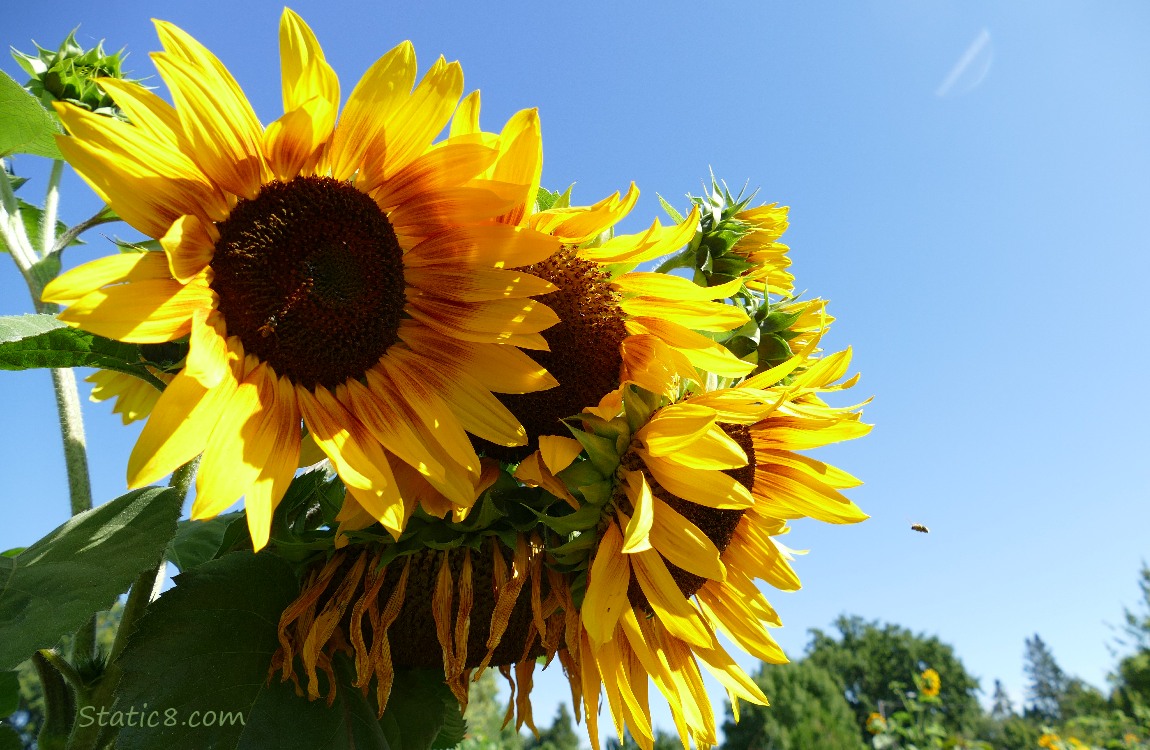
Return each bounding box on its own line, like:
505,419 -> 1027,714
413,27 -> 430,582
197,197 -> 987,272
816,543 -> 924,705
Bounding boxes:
866,712 -> 887,734
1039,733 -> 1062,750
920,667 -> 941,698
41,9 -> 561,548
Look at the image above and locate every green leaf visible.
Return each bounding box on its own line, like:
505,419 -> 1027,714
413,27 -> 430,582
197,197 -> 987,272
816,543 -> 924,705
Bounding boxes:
0,670 -> 18,716
0,487 -> 181,670
166,514 -> 243,572
381,670 -> 458,750
0,69 -> 62,159
113,552 -> 331,750
0,313 -> 157,384
0,727 -> 21,750
235,654 -> 390,750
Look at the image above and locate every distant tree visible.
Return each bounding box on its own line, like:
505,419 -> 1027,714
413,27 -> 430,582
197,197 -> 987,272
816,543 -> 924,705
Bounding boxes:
523,703 -> 580,750
720,660 -> 866,750
1112,651 -> 1150,715
1112,562 -> 1150,715
1023,634 -> 1069,722
1118,563 -> 1150,653
990,679 -> 1014,721
459,670 -> 524,750
804,615 -> 982,736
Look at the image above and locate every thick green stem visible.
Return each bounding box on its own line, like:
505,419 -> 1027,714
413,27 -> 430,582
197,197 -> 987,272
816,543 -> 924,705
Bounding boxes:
50,367 -> 94,517
41,160 -> 64,256
0,157 -> 38,281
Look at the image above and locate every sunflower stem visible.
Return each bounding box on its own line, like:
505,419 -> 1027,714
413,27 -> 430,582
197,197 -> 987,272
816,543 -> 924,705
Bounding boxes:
0,157 -> 40,281
41,159 -> 64,256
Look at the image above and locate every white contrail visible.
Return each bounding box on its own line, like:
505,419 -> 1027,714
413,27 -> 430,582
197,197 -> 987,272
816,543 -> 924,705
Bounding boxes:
936,28 -> 992,98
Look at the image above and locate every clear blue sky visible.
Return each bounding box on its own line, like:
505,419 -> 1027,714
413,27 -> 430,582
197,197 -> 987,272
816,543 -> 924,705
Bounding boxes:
4,0 -> 1150,742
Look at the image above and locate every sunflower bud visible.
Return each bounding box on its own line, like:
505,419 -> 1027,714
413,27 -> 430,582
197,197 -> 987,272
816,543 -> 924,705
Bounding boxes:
11,29 -> 134,118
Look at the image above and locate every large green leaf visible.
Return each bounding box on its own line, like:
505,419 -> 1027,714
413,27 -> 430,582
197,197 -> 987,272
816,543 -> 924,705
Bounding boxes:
380,670 -> 460,750
166,514 -> 243,572
0,69 -> 62,159
0,487 -> 181,670
0,670 -> 18,716
0,726 -> 21,750
114,551 -> 397,750
0,313 -> 159,385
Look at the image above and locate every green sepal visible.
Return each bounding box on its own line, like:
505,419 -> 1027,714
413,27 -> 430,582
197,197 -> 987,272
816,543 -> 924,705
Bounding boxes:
526,503 -> 601,536
575,480 -> 613,508
760,309 -> 804,335
564,426 -> 619,477
657,193 -> 685,224
556,457 -> 607,488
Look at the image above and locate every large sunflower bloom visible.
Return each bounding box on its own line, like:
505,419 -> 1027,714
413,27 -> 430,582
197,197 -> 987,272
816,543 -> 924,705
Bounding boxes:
528,348 -> 869,749
447,99 -> 757,463
41,9 -> 561,548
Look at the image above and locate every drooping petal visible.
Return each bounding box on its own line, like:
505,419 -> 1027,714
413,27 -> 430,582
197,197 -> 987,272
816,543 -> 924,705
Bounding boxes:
582,523 -> 630,646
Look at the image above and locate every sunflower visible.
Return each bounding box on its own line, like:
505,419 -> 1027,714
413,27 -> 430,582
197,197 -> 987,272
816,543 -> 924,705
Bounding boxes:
920,667 -> 941,698
517,345 -> 869,749
866,712 -> 888,734
40,9 -> 562,549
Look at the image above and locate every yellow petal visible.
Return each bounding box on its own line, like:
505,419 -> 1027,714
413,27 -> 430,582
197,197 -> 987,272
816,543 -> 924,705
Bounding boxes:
244,368 -> 301,550
297,385 -> 406,538
635,403 -> 715,456
58,277 -> 211,343
649,496 -> 725,581
658,425 -> 747,471
612,272 -> 745,301
403,224 -> 559,270
128,357 -> 240,488
160,213 -> 216,283
405,266 -> 555,302
630,549 -> 711,649
620,471 -> 653,554
640,453 -> 753,509
328,41 -> 415,180
625,317 -> 754,378
396,320 -> 558,394
619,297 -> 749,333
41,252 -> 171,306
490,108 -> 541,226
582,523 -> 630,646
150,43 -> 266,199
537,435 -> 582,474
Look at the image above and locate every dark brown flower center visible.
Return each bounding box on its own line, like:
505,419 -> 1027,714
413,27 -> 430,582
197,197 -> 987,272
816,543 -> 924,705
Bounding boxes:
209,176 -> 405,389
622,424 -> 754,610
478,247 -> 628,461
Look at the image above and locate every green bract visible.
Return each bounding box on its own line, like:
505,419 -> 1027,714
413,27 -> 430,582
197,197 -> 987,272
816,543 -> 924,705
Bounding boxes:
11,29 -> 133,118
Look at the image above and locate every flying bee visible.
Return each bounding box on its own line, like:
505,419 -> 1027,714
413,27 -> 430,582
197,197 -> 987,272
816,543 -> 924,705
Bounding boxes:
910,522 -> 930,534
